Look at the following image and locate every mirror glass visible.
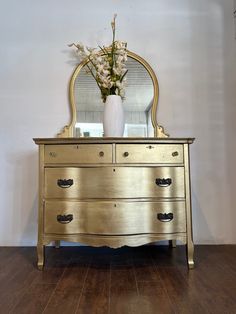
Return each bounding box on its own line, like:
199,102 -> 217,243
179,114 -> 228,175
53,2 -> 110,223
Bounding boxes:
72,55 -> 157,137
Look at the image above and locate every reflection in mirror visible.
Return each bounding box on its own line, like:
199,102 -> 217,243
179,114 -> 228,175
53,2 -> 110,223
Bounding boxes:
73,56 -> 156,137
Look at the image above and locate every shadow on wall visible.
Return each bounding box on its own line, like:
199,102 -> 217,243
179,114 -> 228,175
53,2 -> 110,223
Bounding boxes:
10,150 -> 38,246
191,190 -> 214,244
222,2 -> 236,244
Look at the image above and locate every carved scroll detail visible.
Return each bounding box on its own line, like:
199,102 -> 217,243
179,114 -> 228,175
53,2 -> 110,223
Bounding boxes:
155,124 -> 169,138
57,125 -> 73,138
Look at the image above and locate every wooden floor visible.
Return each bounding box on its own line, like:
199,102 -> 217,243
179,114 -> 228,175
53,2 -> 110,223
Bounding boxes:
0,245 -> 235,314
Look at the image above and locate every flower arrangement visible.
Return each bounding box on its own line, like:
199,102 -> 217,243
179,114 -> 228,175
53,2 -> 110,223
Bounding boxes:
69,15 -> 128,102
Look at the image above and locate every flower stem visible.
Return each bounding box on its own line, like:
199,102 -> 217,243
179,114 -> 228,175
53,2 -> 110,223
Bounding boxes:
110,15 -> 116,94
85,62 -> 103,94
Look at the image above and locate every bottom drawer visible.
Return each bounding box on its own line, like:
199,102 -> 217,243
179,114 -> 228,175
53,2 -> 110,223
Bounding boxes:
44,201 -> 186,235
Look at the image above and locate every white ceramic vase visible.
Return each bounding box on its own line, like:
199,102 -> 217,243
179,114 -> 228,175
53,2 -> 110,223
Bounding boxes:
103,95 -> 125,137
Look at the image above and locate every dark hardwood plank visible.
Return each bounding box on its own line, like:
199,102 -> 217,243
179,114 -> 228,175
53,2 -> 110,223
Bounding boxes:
10,284 -> 56,314
32,258 -> 68,285
157,266 -> 208,314
110,264 -> 139,314
133,257 -> 160,282
0,247 -> 19,263
109,291 -> 140,314
43,257 -> 90,314
76,256 -> 110,314
0,247 -> 35,283
197,245 -> 236,276
136,281 -> 175,314
157,245 -> 236,314
151,246 -> 208,314
178,245 -> 236,314
132,249 -> 175,314
0,248 -> 39,313
0,247 -> 68,313
110,248 -> 133,269
0,246 -> 235,314
32,247 -> 73,285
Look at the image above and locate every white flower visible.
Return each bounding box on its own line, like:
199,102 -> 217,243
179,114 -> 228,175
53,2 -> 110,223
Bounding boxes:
115,41 -> 127,50
111,14 -> 117,31
102,78 -> 113,89
103,69 -> 110,76
115,80 -> 121,88
122,77 -> 127,86
97,64 -> 105,72
69,15 -> 128,102
117,54 -> 127,64
113,67 -> 122,76
122,54 -> 128,62
96,56 -> 103,63
90,49 -> 99,58
86,46 -> 96,53
119,88 -> 125,97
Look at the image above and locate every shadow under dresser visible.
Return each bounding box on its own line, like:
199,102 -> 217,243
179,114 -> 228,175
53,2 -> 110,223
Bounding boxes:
33,137 -> 195,270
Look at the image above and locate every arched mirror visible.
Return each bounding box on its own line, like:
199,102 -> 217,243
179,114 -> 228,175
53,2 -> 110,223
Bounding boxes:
59,50 -> 168,138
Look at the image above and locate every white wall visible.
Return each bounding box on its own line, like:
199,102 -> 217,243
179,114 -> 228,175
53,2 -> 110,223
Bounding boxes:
0,0 -> 236,245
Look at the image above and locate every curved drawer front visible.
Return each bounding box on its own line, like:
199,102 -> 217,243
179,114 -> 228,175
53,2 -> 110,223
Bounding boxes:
116,144 -> 183,164
45,144 -> 112,164
45,167 -> 185,199
44,201 -> 186,235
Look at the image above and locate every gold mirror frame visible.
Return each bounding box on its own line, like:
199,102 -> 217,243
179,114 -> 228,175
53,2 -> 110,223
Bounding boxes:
58,50 -> 168,138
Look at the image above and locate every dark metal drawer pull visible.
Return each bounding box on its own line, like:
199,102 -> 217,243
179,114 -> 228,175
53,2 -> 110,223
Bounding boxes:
99,151 -> 104,157
155,178 -> 172,187
157,213 -> 173,222
57,179 -> 74,188
172,151 -> 179,157
123,152 -> 129,157
57,214 -> 73,224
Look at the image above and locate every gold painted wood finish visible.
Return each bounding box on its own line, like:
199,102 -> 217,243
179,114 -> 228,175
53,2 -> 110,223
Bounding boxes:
184,143 -> 195,269
60,50 -> 164,138
45,144 -> 112,164
34,138 -> 195,269
44,201 -> 186,235
116,144 -> 183,164
45,167 -> 185,199
37,144 -> 45,270
42,233 -> 187,249
34,138 -> 195,145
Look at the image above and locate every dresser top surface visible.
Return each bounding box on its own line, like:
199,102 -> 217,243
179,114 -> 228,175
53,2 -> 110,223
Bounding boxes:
33,137 -> 195,145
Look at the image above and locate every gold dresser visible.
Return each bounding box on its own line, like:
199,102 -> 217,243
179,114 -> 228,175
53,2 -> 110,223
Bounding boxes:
34,137 -> 194,269
34,49 -> 195,269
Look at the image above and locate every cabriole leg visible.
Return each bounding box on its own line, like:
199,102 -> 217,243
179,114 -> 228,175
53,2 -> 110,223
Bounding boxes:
37,243 -> 45,270
186,239 -> 194,269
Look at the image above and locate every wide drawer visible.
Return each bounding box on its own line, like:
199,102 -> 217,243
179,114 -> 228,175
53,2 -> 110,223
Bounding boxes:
44,201 -> 186,235
116,144 -> 183,164
44,144 -> 112,164
45,167 -> 185,199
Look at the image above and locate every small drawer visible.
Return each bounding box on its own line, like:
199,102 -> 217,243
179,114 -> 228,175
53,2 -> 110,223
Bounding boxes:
44,144 -> 112,164
116,144 -> 183,164
44,201 -> 186,235
45,166 -> 185,199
